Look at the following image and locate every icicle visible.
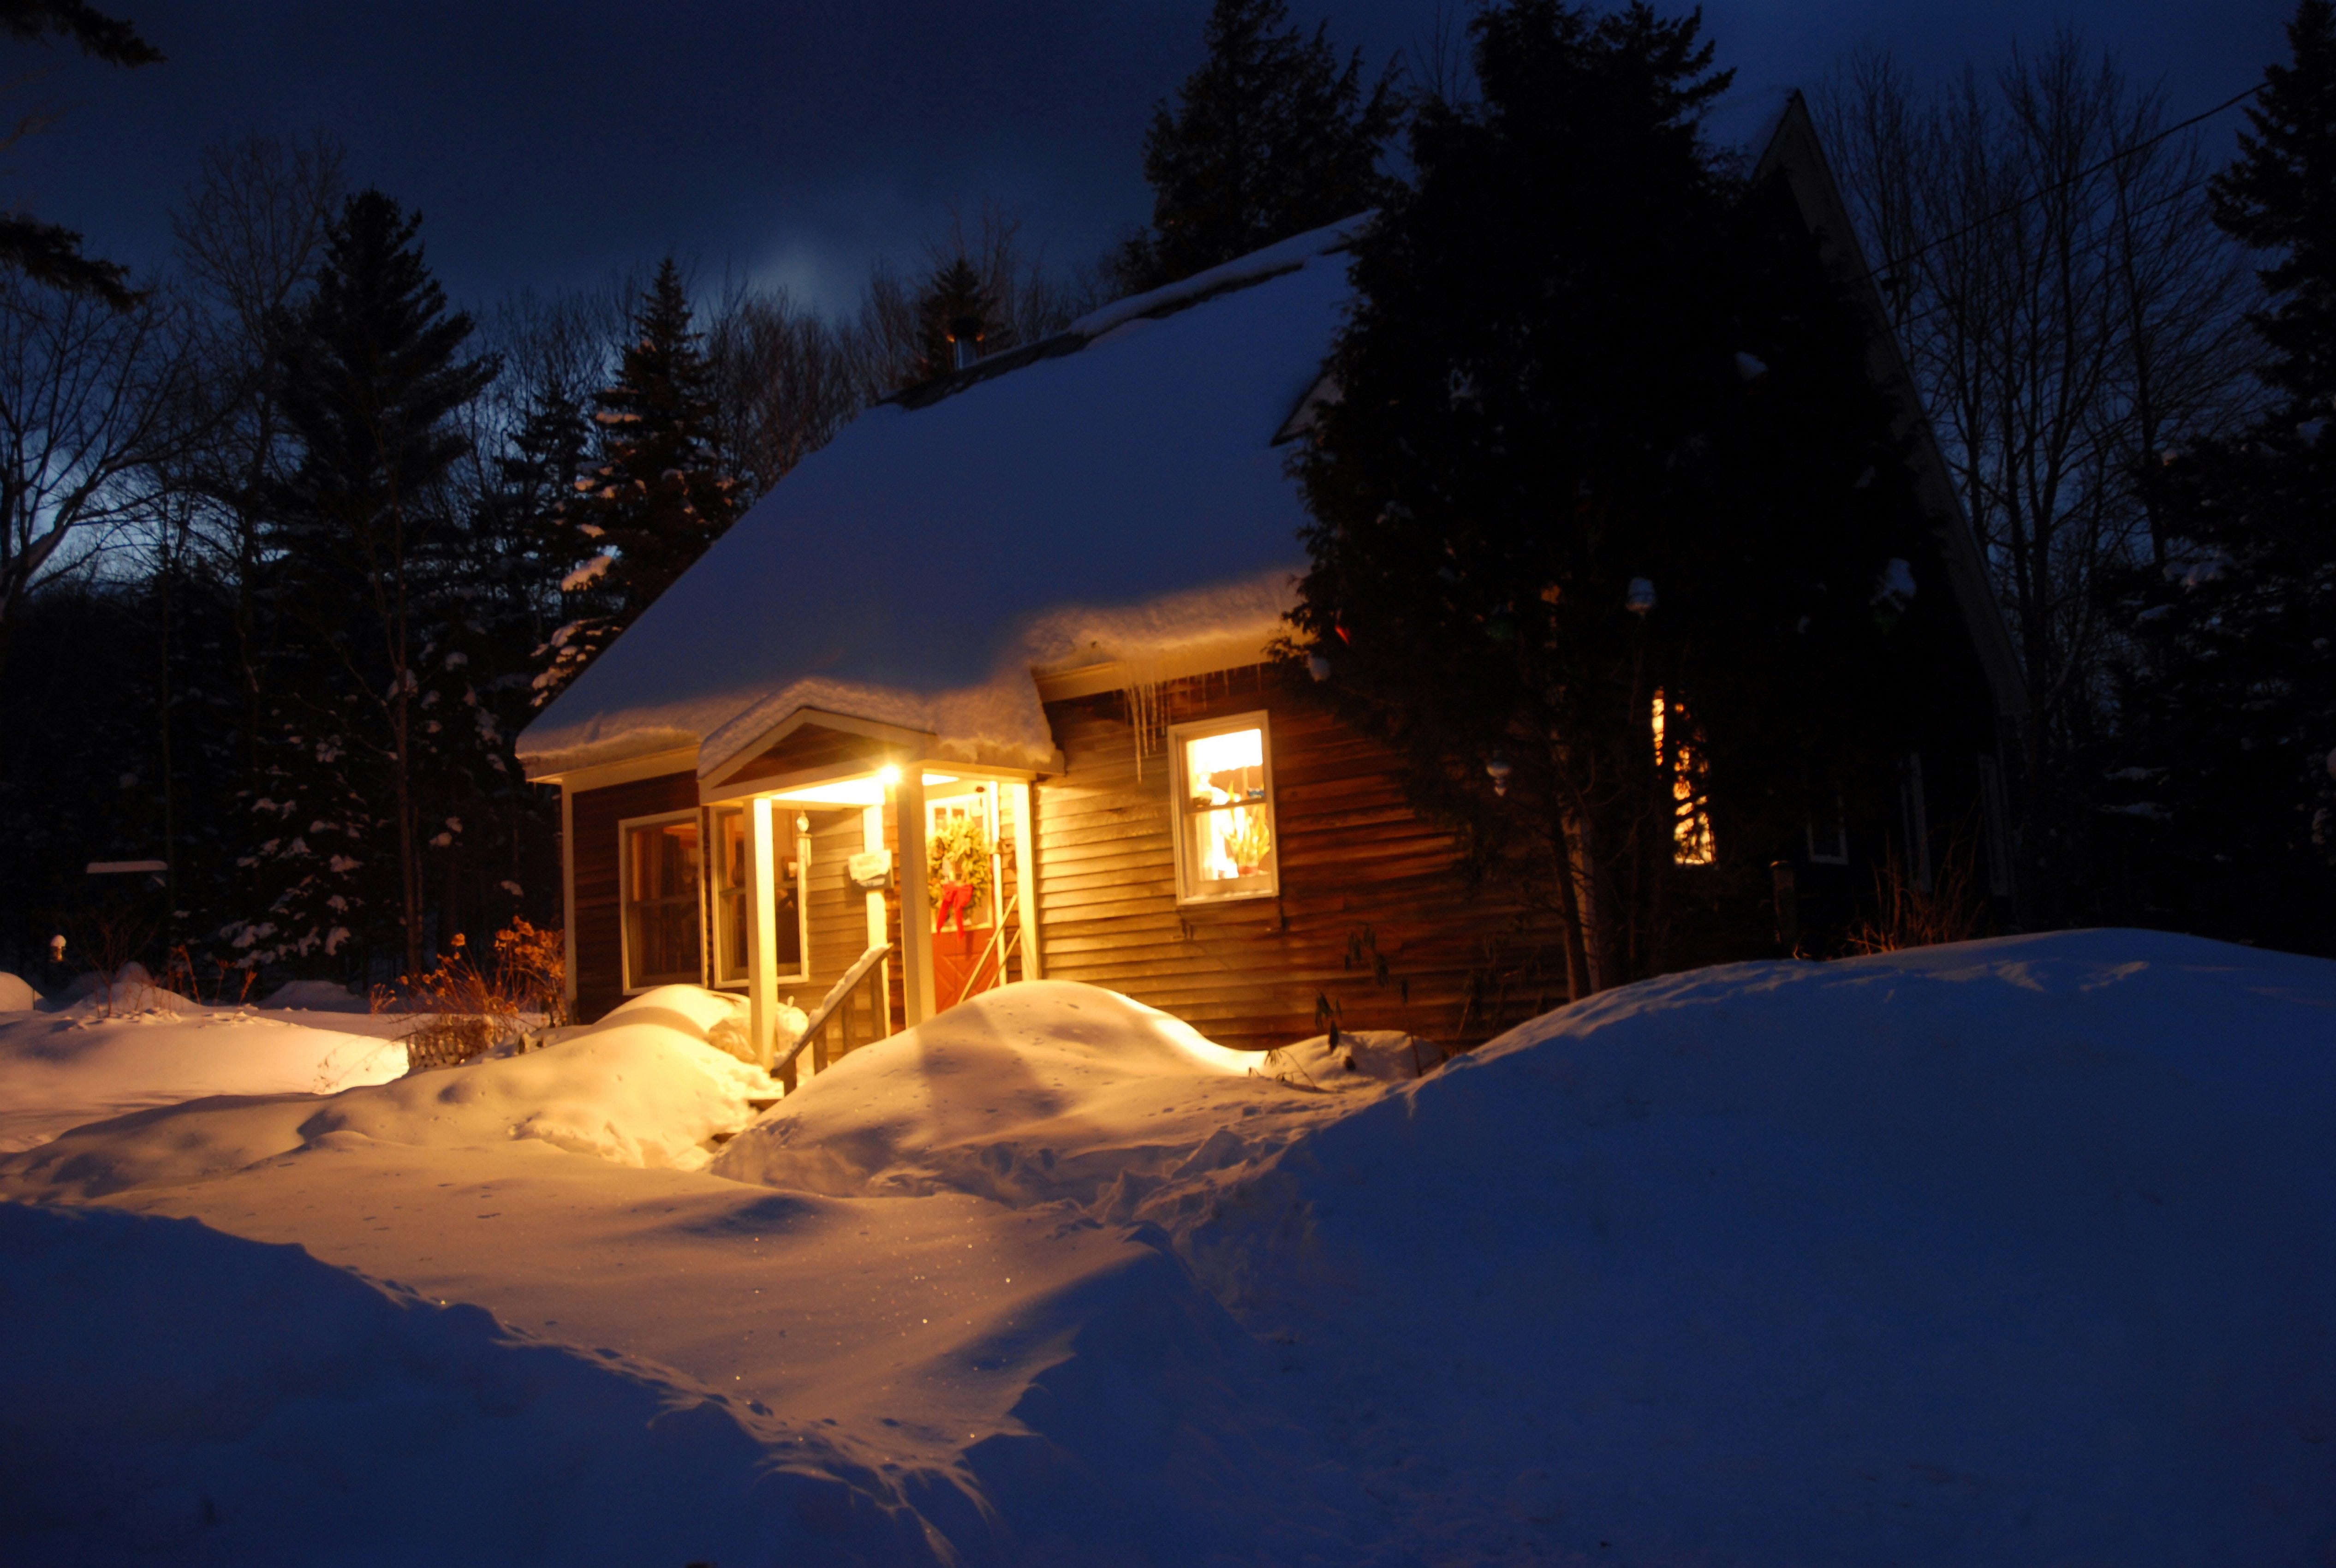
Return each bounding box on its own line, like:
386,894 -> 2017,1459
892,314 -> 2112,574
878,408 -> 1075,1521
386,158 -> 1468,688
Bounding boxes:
1123,653 -> 1166,781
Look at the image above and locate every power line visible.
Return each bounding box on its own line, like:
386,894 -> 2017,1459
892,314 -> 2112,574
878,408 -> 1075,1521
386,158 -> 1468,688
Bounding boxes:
1869,82 -> 2263,283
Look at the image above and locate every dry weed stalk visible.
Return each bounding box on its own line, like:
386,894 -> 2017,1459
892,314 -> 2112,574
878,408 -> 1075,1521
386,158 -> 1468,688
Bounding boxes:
378,918 -> 568,1071
1844,839 -> 1987,955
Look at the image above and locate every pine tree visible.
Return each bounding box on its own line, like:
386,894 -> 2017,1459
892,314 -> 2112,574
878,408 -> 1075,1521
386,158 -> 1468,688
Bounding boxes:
1291,0 -> 1943,994
233,190 -> 495,978
535,260 -> 737,703
0,0 -> 164,308
2114,0 -> 2336,952
911,256 -> 1000,383
1114,0 -> 1402,294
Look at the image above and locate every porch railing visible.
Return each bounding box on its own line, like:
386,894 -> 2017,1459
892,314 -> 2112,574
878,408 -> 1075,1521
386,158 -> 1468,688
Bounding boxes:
959,889 -> 1022,1000
772,941 -> 892,1091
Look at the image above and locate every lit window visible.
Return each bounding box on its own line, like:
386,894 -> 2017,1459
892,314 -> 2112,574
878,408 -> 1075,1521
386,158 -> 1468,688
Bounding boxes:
1652,692 -> 1716,866
622,814 -> 702,989
1169,714 -> 1278,902
709,806 -> 806,989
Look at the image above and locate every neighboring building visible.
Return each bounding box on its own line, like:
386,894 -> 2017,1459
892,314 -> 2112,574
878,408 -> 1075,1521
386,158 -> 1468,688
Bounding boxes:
516,96 -> 2024,1071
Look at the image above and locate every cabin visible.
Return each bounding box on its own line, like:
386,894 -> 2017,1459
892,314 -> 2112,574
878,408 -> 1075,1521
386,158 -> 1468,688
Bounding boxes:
515,95 -> 2025,1077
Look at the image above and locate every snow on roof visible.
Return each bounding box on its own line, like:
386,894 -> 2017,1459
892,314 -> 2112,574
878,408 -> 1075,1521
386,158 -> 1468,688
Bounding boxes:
518,220 -> 1365,781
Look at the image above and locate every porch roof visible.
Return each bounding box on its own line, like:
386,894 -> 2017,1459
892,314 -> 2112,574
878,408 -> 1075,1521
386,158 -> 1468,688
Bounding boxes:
516,221 -> 1359,782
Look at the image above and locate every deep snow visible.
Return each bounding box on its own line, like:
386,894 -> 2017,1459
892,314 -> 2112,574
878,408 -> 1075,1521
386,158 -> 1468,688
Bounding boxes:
3,930 -> 2331,1565
0,979 -> 407,1154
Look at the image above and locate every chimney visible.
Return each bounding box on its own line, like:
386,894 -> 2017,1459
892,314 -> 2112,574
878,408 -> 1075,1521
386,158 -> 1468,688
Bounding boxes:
948,313 -> 984,371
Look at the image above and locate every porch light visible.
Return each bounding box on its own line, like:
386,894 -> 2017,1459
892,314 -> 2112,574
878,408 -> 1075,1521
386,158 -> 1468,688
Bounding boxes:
1486,752 -> 1513,796
878,765 -> 903,785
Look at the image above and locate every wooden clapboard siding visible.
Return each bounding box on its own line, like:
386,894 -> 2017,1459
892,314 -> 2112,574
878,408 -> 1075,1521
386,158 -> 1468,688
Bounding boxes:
1033,667 -> 1570,1052
570,769 -> 699,1023
725,721 -> 893,787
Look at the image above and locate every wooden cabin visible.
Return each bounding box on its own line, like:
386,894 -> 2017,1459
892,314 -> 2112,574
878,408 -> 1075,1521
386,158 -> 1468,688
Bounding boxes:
517,97 -> 2025,1074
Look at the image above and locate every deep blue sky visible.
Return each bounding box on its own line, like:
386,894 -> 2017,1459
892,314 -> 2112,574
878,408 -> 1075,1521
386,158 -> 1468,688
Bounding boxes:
4,0 -> 2303,317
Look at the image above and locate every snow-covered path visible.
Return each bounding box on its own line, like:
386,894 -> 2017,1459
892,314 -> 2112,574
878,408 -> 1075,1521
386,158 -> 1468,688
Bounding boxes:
105,1137 -> 1144,1455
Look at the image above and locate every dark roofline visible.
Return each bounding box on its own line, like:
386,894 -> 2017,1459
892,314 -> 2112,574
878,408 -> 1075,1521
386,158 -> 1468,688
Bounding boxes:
1754,90 -> 2030,722
880,256 -> 1328,413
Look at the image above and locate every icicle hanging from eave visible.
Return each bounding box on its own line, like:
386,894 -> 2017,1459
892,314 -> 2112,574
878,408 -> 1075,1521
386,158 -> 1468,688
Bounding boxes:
1122,652 -> 1166,780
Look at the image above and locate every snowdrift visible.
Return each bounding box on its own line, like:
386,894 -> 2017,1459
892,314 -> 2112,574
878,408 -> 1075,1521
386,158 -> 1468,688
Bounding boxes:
0,1203 -> 942,1568
712,981 -> 1359,1210
0,996 -> 406,1155
1,984 -> 775,1197
1180,929 -> 2336,1563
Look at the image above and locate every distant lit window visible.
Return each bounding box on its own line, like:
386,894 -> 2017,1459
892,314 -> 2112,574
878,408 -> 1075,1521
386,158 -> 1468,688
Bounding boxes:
622,812 -> 702,989
1169,713 -> 1278,903
1652,692 -> 1716,866
709,805 -> 806,989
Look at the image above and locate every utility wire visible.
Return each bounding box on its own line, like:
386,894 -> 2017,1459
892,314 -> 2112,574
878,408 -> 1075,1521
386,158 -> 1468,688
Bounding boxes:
1878,163 -> 2233,339
1868,82 -> 2263,283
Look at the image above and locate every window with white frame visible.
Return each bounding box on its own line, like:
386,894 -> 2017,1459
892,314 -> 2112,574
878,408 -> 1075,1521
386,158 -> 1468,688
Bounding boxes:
1169,713 -> 1278,903
709,805 -> 807,989
621,812 -> 702,990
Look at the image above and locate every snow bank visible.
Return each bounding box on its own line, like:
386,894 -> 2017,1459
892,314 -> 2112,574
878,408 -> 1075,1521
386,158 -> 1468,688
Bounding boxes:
1182,929 -> 2336,1564
0,972 -> 37,1011
258,978 -> 366,1012
0,1203 -> 943,1568
2,985 -> 776,1197
714,980 -> 1356,1210
0,1003 -> 406,1155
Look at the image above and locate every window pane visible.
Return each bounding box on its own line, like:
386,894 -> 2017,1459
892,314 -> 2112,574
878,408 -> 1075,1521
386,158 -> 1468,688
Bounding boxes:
625,819 -> 701,985
1194,803 -> 1273,882
632,819 -> 699,902
774,880 -> 803,970
721,811 -> 746,892
1185,727 -> 1266,810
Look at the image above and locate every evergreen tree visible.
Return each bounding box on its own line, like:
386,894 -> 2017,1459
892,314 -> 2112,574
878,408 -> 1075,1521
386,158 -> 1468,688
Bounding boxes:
234,190 -> 495,977
2114,0 -> 2336,952
911,256 -> 1000,382
1114,0 -> 1402,293
0,0 -> 164,308
1291,0 -> 1944,994
535,260 -> 737,703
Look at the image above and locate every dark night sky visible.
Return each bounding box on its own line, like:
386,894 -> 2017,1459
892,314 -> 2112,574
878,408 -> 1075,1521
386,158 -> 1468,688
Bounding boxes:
5,0 -> 2304,317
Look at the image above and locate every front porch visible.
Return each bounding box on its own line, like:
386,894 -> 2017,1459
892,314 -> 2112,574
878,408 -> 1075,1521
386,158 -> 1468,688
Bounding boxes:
695,741 -> 1043,1085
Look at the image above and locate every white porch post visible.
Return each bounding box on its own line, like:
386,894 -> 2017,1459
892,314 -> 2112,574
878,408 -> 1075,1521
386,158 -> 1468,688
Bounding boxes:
1008,779 -> 1042,980
861,805 -> 891,1037
894,769 -> 937,1025
746,796 -> 779,1069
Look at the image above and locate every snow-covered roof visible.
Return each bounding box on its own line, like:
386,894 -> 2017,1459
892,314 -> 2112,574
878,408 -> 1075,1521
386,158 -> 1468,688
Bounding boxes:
518,220 -> 1364,781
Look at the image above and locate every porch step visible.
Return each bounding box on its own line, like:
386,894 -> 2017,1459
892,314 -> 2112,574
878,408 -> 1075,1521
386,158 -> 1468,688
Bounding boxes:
746,1095 -> 782,1112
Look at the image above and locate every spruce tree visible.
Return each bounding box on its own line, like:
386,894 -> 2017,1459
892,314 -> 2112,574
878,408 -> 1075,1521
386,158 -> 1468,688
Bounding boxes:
2114,0 -> 2336,952
535,260 -> 737,703
1291,0 -> 1941,994
0,0 -> 163,308
911,256 -> 1000,382
235,191 -> 495,978
1114,0 -> 1402,293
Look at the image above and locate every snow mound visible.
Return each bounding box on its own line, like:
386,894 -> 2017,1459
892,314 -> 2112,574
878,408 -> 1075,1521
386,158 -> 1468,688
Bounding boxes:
1182,928 -> 2336,1564
714,980 -> 1361,1211
2,985 -> 776,1197
41,962 -> 193,1015
257,978 -> 366,1012
0,972 -> 37,1011
1255,1028 -> 1440,1088
0,1005 -> 406,1155
0,1203 -> 943,1567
